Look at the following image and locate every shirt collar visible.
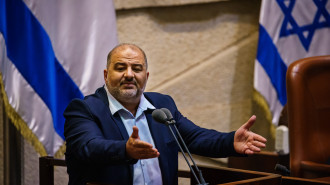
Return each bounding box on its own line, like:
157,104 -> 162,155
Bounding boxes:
104,86 -> 155,116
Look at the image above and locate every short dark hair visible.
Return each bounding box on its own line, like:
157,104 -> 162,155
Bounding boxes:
106,43 -> 148,69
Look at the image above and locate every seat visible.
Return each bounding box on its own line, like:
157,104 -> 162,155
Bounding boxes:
286,55 -> 330,180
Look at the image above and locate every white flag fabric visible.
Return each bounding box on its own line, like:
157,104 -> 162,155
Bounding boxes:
0,0 -> 118,156
254,0 -> 330,125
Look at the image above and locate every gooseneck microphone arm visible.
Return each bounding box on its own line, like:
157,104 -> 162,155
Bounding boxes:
160,108 -> 208,185
152,109 -> 208,185
152,109 -> 202,185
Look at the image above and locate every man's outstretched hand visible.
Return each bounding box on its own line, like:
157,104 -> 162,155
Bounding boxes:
126,126 -> 160,159
234,115 -> 267,155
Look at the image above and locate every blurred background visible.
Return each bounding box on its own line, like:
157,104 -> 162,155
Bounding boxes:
1,0 -> 329,184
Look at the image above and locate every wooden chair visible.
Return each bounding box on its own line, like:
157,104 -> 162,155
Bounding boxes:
286,55 -> 330,180
39,156 -> 67,185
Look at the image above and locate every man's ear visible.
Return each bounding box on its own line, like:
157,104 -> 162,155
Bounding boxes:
146,72 -> 149,80
104,69 -> 108,82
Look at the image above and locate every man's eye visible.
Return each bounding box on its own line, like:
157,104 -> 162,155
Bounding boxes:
133,68 -> 142,72
116,67 -> 125,71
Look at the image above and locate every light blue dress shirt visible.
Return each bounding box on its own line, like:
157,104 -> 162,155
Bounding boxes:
104,87 -> 163,185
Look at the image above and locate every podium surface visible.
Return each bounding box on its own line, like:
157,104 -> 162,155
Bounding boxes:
190,165 -> 330,185
190,165 -> 281,185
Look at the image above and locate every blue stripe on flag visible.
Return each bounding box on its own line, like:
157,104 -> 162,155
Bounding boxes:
0,0 -> 84,139
256,24 -> 287,106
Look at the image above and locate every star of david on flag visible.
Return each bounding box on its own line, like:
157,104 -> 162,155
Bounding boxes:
254,0 -> 330,125
0,0 -> 118,156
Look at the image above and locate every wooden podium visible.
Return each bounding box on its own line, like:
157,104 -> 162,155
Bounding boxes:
190,165 -> 281,185
189,165 -> 330,185
39,156 -> 330,185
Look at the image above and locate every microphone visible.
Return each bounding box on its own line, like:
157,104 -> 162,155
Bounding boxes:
160,108 -> 175,123
151,109 -> 169,124
152,108 -> 208,185
275,164 -> 290,176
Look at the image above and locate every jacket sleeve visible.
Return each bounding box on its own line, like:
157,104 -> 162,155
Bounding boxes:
64,98 -> 137,165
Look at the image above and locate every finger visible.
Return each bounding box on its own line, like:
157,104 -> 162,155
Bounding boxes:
252,140 -> 266,148
139,154 -> 159,159
131,126 -> 139,139
137,148 -> 160,159
133,140 -> 153,148
253,134 -> 267,143
241,144 -> 254,155
126,141 -> 158,159
242,115 -> 256,130
135,147 -> 157,154
247,143 -> 261,152
244,149 -> 254,155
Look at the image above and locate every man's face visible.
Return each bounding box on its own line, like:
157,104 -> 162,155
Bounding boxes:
104,46 -> 149,103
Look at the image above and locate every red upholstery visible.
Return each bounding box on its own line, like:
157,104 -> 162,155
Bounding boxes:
286,55 -> 330,180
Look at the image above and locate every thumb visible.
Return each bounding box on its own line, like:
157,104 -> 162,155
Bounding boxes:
131,126 -> 139,139
242,115 -> 256,130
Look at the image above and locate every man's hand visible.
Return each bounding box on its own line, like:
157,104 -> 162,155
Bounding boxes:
234,115 -> 267,155
126,126 -> 160,159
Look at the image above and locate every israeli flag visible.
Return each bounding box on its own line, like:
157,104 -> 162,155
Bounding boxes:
254,0 -> 330,125
0,0 -> 118,156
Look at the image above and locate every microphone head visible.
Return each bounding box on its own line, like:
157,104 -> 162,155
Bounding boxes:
275,164 -> 290,176
160,108 -> 173,120
152,109 -> 168,124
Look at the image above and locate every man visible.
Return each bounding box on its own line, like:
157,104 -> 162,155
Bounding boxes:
64,43 -> 267,185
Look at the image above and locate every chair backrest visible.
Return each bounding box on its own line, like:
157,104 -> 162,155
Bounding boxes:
286,55 -> 330,178
39,156 -> 67,185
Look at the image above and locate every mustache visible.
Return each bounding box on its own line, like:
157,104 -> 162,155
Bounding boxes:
120,79 -> 137,86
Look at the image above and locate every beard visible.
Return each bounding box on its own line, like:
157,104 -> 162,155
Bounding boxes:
107,80 -> 145,103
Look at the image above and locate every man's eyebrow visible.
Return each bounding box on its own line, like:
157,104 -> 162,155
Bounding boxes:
132,63 -> 143,67
113,62 -> 127,66
112,62 -> 145,68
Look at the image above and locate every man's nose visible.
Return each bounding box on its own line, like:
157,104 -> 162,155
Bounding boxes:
124,68 -> 134,78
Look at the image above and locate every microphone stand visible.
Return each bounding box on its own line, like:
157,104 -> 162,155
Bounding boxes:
165,119 -> 208,185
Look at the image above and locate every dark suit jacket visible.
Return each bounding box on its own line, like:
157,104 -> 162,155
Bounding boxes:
64,87 -> 239,185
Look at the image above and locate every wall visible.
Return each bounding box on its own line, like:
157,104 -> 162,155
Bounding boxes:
0,0 -> 276,184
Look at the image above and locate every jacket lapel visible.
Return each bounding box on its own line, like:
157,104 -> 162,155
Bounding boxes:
95,87 -> 129,140
95,87 -> 133,183
111,113 -> 129,139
